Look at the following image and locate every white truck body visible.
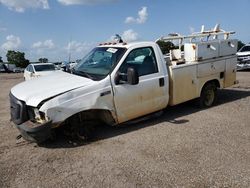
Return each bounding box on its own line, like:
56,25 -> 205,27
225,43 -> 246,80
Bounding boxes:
9,29 -> 238,142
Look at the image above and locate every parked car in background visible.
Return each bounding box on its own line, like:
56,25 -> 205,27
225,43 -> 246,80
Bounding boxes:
237,44 -> 250,70
60,61 -> 78,72
4,64 -> 17,72
60,61 -> 68,71
52,62 -> 63,70
66,61 -> 78,73
0,63 -> 9,73
13,67 -> 24,73
0,63 -> 23,73
24,63 -> 59,80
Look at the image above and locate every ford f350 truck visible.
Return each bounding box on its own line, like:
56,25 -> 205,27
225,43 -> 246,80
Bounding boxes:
9,27 -> 238,143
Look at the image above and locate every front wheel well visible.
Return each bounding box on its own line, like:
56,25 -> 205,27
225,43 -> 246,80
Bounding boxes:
60,109 -> 117,141
65,109 -> 117,126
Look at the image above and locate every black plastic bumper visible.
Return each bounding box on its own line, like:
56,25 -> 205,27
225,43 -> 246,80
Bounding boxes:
16,120 -> 52,143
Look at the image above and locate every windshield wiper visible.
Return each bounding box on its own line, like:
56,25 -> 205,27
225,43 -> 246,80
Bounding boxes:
80,71 -> 94,79
73,70 -> 94,80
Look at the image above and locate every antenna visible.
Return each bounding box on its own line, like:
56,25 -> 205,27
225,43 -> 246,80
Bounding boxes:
68,35 -> 72,63
201,25 -> 205,33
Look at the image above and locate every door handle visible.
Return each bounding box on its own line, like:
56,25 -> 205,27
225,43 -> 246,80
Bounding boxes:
159,78 -> 164,87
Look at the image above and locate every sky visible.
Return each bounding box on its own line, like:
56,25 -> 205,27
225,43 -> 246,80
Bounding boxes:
0,0 -> 250,62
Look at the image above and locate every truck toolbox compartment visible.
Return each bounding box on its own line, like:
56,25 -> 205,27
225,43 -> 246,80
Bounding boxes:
197,60 -> 225,78
219,39 -> 238,56
185,41 -> 220,61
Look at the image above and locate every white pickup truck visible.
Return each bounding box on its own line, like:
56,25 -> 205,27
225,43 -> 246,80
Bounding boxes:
10,29 -> 238,143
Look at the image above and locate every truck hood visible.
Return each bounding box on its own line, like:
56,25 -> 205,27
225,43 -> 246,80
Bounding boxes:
11,71 -> 94,107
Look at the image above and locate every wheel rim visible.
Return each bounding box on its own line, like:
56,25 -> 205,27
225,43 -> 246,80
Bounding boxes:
204,89 -> 214,106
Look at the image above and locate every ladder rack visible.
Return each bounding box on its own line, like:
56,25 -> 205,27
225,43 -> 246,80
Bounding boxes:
155,24 -> 236,49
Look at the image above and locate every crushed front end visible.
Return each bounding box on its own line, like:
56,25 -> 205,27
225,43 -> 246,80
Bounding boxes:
9,93 -> 52,143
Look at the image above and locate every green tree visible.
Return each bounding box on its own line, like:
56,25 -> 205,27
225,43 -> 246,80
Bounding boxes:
6,50 -> 29,68
0,56 -> 3,63
237,40 -> 245,51
38,58 -> 48,63
156,40 -> 176,54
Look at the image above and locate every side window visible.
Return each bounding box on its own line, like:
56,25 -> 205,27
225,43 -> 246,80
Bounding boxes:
26,65 -> 30,72
119,47 -> 158,76
30,66 -> 34,72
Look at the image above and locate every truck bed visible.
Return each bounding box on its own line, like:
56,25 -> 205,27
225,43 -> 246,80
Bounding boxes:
167,55 -> 237,106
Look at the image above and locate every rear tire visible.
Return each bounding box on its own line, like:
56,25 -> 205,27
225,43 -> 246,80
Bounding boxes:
199,83 -> 217,108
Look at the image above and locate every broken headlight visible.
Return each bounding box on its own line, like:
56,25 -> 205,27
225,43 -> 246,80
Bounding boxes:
27,107 -> 46,123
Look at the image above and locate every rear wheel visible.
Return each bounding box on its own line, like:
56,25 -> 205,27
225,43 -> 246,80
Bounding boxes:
199,83 -> 217,108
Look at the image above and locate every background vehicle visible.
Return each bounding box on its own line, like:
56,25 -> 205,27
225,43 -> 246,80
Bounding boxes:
52,62 -> 63,70
0,63 -> 23,73
24,63 -> 58,80
4,63 -> 17,72
0,63 -> 10,73
66,61 -> 78,73
13,67 -> 24,73
60,61 -> 69,71
237,44 -> 250,70
10,27 -> 238,143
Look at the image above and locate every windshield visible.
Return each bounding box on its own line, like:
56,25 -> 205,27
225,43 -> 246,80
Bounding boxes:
239,46 -> 250,52
34,64 -> 56,72
73,47 -> 126,80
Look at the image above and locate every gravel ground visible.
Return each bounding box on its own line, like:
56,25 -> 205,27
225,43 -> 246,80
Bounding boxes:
0,72 -> 250,188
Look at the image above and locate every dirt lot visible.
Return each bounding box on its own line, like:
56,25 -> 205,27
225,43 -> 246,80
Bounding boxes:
0,72 -> 250,188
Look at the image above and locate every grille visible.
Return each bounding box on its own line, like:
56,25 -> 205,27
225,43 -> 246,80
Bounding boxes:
9,93 -> 28,125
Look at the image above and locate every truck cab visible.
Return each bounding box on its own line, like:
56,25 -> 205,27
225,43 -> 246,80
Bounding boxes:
10,42 -> 170,142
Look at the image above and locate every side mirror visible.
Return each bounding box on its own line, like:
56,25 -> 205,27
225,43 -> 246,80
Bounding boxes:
127,67 -> 139,85
114,67 -> 139,85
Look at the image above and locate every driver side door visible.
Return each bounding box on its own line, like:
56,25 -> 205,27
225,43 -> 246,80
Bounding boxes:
112,46 -> 168,123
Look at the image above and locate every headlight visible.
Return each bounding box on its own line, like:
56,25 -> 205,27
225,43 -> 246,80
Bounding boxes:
27,107 -> 47,123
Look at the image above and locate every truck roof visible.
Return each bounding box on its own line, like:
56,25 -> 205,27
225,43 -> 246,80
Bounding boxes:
97,41 -> 156,49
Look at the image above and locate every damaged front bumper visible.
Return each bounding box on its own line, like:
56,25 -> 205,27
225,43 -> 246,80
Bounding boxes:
16,120 -> 52,143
